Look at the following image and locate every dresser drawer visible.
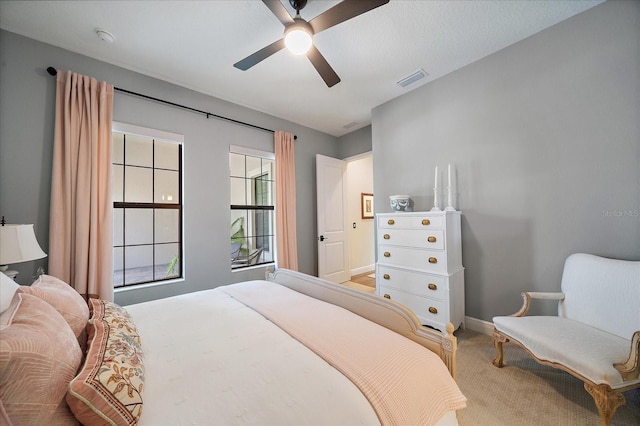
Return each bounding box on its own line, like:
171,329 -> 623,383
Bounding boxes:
378,214 -> 444,229
377,266 -> 446,300
378,229 -> 445,250
379,287 -> 446,326
378,245 -> 446,273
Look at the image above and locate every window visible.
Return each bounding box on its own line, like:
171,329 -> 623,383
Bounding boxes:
112,123 -> 183,287
230,146 -> 275,269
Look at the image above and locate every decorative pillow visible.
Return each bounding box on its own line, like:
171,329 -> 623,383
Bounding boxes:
0,400 -> 12,426
0,292 -> 82,425
67,299 -> 144,426
17,274 -> 89,349
0,273 -> 19,314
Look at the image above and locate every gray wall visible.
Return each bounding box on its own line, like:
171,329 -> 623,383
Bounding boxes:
337,125 -> 372,159
0,30 -> 339,304
372,1 -> 640,321
2,1 -> 637,319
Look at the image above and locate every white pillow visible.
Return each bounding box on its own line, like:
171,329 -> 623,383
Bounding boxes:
1,272 -> 19,314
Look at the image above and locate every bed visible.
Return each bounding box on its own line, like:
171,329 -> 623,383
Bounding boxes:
0,269 -> 466,425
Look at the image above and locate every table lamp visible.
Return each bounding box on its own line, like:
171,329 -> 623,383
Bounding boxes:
0,222 -> 47,280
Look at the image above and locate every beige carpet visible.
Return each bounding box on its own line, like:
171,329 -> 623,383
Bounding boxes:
455,329 -> 640,425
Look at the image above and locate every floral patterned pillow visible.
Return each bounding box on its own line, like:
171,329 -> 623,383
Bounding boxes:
67,299 -> 144,425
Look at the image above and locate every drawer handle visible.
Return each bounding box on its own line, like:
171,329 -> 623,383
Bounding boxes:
428,257 -> 438,264
384,251 -> 391,257
387,219 -> 395,225
427,236 -> 437,243
421,219 -> 430,225
383,274 -> 390,280
383,234 -> 390,240
428,306 -> 438,314
383,294 -> 391,299
428,283 -> 437,290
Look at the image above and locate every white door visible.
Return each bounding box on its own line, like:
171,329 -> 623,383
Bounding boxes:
316,154 -> 350,283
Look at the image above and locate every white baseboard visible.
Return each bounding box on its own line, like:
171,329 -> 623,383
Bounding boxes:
350,264 -> 375,277
465,316 -> 494,335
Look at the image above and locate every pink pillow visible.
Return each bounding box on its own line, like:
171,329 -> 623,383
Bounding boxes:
17,274 -> 89,349
67,299 -> 144,426
0,273 -> 19,314
0,292 -> 82,425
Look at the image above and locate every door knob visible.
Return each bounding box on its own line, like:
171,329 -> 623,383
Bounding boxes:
318,235 -> 325,241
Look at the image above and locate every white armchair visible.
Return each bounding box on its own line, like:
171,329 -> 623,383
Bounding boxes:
492,253 -> 640,426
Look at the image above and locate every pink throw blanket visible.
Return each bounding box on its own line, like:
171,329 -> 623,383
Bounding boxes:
221,280 -> 466,425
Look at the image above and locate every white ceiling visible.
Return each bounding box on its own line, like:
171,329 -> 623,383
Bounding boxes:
0,0 -> 604,137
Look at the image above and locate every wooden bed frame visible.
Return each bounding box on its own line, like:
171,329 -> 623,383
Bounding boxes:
267,268 -> 458,379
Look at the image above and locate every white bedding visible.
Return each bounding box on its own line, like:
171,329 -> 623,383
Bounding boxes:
126,280 -> 463,425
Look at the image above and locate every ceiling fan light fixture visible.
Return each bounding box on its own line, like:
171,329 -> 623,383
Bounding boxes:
284,20 -> 313,55
235,0 -> 389,87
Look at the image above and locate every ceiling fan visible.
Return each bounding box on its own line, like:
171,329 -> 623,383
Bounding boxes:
234,0 -> 390,88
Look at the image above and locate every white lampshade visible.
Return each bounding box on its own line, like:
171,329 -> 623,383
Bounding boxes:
285,29 -> 312,55
0,224 -> 47,265
284,19 -> 313,55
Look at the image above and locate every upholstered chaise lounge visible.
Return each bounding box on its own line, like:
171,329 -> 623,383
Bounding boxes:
492,253 -> 640,426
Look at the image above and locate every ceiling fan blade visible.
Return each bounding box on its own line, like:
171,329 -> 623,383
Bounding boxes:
262,0 -> 294,26
234,39 -> 286,70
307,45 -> 340,87
309,0 -> 389,34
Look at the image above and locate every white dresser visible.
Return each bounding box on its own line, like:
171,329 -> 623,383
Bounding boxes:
376,211 -> 465,331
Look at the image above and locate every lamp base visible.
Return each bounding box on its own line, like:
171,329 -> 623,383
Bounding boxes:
1,269 -> 18,280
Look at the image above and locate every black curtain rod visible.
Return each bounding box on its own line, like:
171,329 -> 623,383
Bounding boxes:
46,67 -> 297,140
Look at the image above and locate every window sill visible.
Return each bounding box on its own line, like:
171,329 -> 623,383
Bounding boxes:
231,262 -> 274,273
114,277 -> 185,293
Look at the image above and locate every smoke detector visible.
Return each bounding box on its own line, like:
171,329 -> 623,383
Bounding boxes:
96,29 -> 115,43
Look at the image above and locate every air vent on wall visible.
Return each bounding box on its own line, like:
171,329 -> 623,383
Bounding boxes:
397,69 -> 428,88
343,121 -> 359,129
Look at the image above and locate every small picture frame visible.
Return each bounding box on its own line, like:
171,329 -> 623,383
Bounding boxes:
361,193 -> 374,219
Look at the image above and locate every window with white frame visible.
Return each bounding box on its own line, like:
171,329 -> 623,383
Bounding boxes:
112,123 -> 183,287
229,146 -> 275,269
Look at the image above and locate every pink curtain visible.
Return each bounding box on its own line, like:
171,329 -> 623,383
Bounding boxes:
49,70 -> 114,301
275,131 -> 299,270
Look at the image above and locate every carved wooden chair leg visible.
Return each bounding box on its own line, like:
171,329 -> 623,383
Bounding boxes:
492,330 -> 508,368
584,382 -> 625,426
